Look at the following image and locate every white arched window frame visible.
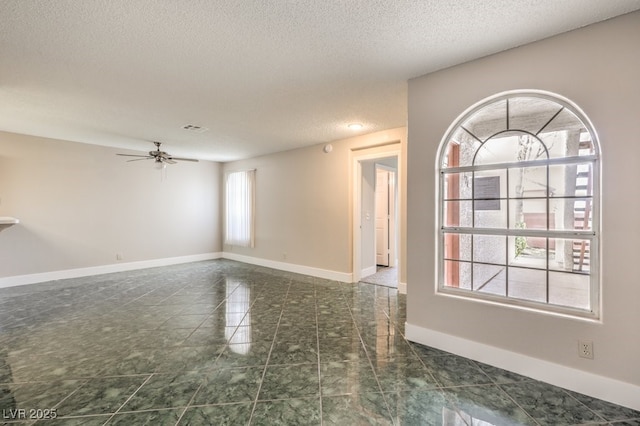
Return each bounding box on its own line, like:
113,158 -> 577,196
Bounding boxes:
437,90 -> 600,318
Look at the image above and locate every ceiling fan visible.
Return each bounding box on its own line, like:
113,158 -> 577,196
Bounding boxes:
116,142 -> 199,166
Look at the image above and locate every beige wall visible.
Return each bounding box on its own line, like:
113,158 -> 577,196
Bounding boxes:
407,10 -> 640,390
222,127 -> 407,283
0,132 -> 221,279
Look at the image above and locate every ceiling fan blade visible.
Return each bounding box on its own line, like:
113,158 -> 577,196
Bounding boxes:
126,157 -> 154,162
118,142 -> 197,167
169,157 -> 199,162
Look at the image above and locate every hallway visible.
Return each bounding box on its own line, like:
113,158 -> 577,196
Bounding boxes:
361,266 -> 398,289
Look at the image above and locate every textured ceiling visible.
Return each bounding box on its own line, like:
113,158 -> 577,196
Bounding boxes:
1,1 -> 639,161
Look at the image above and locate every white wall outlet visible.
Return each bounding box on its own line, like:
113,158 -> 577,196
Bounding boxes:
578,340 -> 594,359
116,253 -> 123,261
282,252 -> 287,260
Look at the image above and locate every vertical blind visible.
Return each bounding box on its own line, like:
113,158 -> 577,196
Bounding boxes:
225,169 -> 255,247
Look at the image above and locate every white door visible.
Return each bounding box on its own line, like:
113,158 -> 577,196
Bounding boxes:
375,169 -> 390,266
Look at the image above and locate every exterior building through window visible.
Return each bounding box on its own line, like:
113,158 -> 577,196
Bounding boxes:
438,91 -> 599,318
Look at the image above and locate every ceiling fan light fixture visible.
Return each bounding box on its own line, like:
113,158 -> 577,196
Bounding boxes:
117,141 -> 198,166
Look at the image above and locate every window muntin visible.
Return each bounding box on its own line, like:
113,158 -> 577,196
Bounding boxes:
438,91 -> 599,317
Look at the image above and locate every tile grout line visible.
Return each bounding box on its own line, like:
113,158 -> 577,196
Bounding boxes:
174,275 -> 256,426
313,280 -> 323,425
5,261 -> 636,425
559,387 -> 610,424
391,336 -> 474,425
378,287 -> 473,426
50,378 -> 92,411
118,273 -> 188,307
180,293 -> 231,343
468,355 -> 608,425
397,320 -> 536,426
465,358 -> 543,425
246,277 -> 292,425
102,373 -> 155,425
492,382 -> 542,426
341,282 -> 396,425
173,380 -> 205,426
110,277 -> 178,308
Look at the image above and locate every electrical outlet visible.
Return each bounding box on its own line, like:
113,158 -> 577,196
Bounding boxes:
116,253 -> 123,261
282,252 -> 287,260
578,340 -> 594,359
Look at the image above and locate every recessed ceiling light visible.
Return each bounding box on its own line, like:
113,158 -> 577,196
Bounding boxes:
348,123 -> 363,131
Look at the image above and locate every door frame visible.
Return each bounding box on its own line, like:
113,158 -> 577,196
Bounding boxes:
351,144 -> 401,283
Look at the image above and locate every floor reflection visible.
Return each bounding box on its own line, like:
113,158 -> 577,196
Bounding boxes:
225,278 -> 251,354
0,259 -> 636,425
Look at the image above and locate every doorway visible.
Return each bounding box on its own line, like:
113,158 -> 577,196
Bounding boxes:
352,149 -> 400,289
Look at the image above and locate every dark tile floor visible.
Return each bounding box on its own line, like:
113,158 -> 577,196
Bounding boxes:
0,259 -> 637,425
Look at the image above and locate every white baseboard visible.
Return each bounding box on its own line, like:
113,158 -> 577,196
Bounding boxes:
398,281 -> 407,294
0,252 -> 353,288
0,252 -> 223,289
222,252 -> 353,283
361,265 -> 377,278
405,322 -> 640,411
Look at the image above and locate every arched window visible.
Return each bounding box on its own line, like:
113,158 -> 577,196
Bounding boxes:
438,91 -> 599,318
